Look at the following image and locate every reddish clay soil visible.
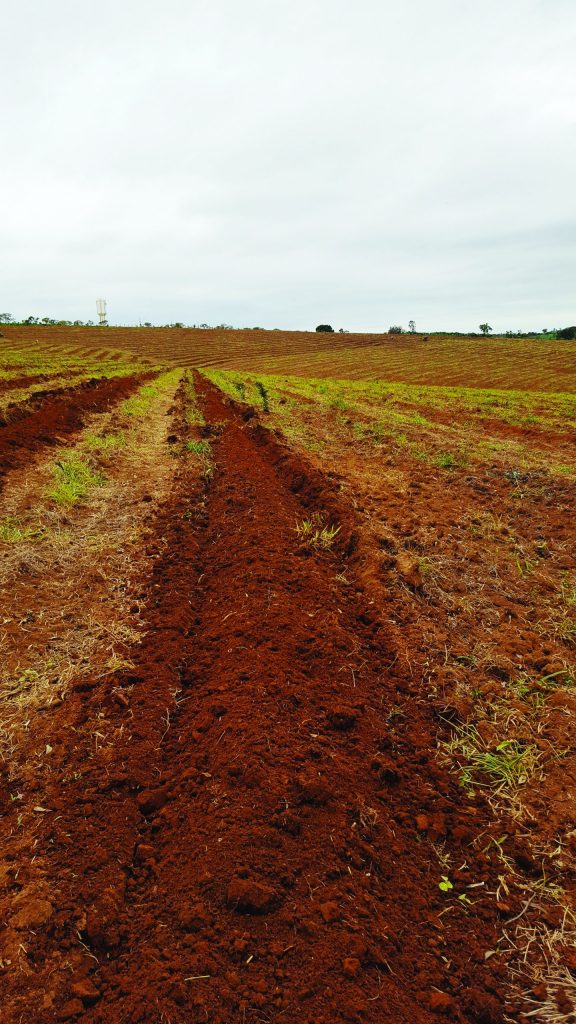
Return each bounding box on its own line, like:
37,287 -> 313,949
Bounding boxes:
0,378 -> 520,1023
0,375 -> 145,489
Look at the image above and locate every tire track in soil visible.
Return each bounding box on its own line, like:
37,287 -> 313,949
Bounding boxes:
0,374 -> 148,490
0,379 -> 508,1023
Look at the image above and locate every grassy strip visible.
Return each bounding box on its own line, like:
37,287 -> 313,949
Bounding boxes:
0,343 -> 150,376
184,371 -> 205,426
182,373 -> 213,476
202,368 -> 576,426
84,430 -> 127,453
120,368 -> 181,418
0,369 -> 185,753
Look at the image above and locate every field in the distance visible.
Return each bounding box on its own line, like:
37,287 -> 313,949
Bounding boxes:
2,322 -> 576,391
0,330 -> 574,1024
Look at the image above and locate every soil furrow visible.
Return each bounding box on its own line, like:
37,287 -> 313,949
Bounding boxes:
0,374 -> 146,489
0,379 -> 509,1023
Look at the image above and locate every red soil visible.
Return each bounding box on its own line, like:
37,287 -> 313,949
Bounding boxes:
0,379 -> 515,1023
0,375 -> 144,489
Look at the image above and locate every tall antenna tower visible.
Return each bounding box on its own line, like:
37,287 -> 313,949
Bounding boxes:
96,298 -> 107,325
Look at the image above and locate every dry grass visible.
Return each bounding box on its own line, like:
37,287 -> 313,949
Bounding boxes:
505,900 -> 576,1022
0,371 -> 184,761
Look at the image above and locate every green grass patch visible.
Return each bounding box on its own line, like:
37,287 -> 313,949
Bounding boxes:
47,455 -> 105,505
443,726 -> 541,798
0,517 -> 44,543
186,439 -> 211,456
83,430 -> 126,452
121,383 -> 162,417
435,449 -> 468,469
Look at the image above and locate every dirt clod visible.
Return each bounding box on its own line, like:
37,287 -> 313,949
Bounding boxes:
10,895 -> 53,930
342,957 -> 361,977
429,990 -> 453,1012
70,980 -> 101,1005
395,552 -> 423,590
136,788 -> 168,814
226,877 -> 278,915
319,901 -> 341,923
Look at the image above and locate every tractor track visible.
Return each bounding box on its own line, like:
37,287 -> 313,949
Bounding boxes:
0,377 -> 510,1023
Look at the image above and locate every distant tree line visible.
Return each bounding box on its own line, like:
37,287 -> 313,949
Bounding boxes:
0,315 -> 265,330
1,312 -> 575,339
385,323 -> 575,339
0,313 -> 96,326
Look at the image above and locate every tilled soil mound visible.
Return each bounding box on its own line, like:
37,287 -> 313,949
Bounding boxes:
0,377 -> 513,1023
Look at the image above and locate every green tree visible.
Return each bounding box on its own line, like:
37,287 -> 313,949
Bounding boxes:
316,324 -> 334,332
479,323 -> 492,335
408,320 -> 416,333
0,313 -> 13,323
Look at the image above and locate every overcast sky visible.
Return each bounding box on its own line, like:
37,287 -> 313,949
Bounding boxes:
1,0 -> 575,332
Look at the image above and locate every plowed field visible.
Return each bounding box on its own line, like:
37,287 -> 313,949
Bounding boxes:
0,338 -> 575,1023
3,323 -> 576,391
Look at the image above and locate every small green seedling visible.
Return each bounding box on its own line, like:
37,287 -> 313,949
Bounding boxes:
439,876 -> 453,892
295,512 -> 341,550
255,380 -> 270,413
186,440 -> 211,456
